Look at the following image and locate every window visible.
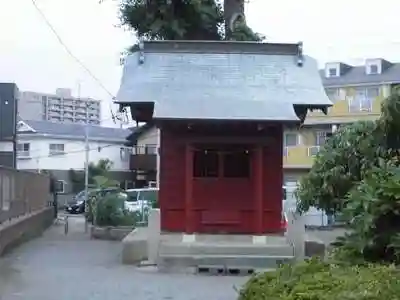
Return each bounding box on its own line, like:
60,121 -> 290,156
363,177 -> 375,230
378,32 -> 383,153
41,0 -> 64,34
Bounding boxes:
284,133 -> 298,147
223,149 -> 250,178
328,67 -> 338,77
193,149 -> 219,177
49,143 -> 65,155
54,180 -> 65,194
138,190 -> 157,203
16,143 -> 30,157
133,145 -> 157,155
349,87 -> 377,112
120,147 -> 132,161
145,144 -> 157,154
367,86 -> 379,99
315,131 -> 328,146
369,64 -> 378,74
326,88 -> 339,101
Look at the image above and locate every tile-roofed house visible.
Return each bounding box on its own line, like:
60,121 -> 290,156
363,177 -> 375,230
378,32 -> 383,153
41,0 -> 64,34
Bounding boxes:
16,119 -> 135,206
320,58 -> 400,87
18,119 -> 132,142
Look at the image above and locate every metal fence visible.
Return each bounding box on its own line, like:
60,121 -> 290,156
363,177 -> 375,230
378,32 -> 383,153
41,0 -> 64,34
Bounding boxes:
0,166 -> 51,224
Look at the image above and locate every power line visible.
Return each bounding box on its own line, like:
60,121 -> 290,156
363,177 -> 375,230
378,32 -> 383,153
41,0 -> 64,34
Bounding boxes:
16,115 -> 132,156
30,0 -> 116,100
26,143 -> 128,161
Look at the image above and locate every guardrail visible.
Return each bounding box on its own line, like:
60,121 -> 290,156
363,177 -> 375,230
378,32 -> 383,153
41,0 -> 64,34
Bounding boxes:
0,166 -> 51,224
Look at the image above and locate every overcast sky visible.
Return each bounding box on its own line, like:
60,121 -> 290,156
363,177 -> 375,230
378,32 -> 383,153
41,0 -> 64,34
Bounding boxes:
1,0 -> 400,126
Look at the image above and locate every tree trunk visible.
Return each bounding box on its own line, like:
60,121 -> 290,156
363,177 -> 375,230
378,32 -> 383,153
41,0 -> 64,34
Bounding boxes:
224,0 -> 246,38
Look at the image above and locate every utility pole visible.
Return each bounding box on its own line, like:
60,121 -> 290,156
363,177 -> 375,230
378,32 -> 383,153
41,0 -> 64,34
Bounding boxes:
78,81 -> 90,232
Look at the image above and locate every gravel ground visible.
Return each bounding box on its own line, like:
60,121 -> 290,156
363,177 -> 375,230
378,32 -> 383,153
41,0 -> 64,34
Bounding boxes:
0,215 -> 246,300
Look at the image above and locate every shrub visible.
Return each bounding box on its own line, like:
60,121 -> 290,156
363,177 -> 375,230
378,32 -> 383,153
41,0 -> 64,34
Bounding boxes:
296,120 -> 385,215
238,258 -> 400,300
331,158 -> 400,264
95,193 -> 136,227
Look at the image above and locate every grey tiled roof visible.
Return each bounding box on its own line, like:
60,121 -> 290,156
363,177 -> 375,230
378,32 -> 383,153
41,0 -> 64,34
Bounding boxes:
116,41 -> 331,122
320,63 -> 400,87
21,120 -> 132,141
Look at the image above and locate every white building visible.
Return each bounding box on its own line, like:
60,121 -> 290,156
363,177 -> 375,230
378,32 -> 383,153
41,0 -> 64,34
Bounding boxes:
19,88 -> 101,125
16,119 -> 134,203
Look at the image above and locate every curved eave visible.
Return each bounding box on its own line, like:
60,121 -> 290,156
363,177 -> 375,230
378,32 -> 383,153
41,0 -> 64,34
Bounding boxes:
293,104 -> 332,124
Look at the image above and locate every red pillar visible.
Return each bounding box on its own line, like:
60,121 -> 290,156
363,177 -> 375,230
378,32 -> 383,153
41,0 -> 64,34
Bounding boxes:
254,146 -> 264,234
184,143 -> 194,234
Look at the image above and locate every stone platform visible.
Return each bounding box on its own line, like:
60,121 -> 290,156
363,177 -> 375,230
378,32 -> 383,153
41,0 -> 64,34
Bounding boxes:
157,233 -> 294,274
121,209 -> 313,274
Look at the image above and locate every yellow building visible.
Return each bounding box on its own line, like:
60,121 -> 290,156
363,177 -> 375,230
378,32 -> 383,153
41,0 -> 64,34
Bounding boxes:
283,58 -> 400,183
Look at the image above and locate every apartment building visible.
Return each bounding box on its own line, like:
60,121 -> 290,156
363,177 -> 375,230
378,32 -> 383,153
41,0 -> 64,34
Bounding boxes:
19,88 -> 101,125
283,58 -> 400,183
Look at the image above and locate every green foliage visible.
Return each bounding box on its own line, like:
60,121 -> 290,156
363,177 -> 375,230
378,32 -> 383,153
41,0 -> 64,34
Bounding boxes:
297,89 -> 400,266
331,159 -> 400,264
379,86 -> 400,149
119,0 -> 262,44
238,258 -> 400,300
94,193 -> 136,227
296,120 -> 385,215
229,18 -> 263,42
120,0 -> 223,40
68,159 -> 115,193
68,169 -> 84,193
92,175 -> 120,189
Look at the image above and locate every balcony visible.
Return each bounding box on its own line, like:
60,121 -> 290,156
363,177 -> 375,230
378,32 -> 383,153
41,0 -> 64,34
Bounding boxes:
306,86 -> 386,124
16,151 -> 31,159
283,146 -> 321,168
129,145 -> 157,171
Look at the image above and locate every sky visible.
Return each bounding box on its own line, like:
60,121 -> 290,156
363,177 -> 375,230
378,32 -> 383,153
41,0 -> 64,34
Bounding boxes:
1,0 -> 400,126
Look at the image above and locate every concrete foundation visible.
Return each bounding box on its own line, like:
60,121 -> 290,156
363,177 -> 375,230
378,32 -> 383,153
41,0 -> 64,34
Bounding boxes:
157,233 -> 294,273
121,227 -> 148,265
121,209 -> 320,273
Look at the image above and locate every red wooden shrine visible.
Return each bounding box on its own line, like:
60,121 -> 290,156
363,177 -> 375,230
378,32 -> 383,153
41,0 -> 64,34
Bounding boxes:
115,40 -> 332,235
158,121 -> 284,234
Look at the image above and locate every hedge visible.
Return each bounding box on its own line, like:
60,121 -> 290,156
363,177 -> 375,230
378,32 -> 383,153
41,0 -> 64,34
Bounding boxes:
238,258 -> 400,300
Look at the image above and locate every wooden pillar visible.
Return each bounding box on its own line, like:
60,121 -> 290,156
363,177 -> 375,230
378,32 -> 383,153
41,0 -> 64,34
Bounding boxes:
254,146 -> 264,234
184,143 -> 194,234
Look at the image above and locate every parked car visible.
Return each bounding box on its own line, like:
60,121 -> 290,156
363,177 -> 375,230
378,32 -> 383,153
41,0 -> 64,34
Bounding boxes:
124,187 -> 158,214
65,187 -> 126,214
65,190 -> 86,214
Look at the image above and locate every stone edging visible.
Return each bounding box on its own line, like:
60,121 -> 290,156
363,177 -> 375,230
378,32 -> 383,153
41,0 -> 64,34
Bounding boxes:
89,225 -> 134,241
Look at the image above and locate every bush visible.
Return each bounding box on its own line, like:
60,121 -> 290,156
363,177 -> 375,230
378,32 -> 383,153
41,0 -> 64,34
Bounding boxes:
95,193 -> 136,227
296,120 -> 385,215
238,258 -> 400,300
331,159 -> 400,265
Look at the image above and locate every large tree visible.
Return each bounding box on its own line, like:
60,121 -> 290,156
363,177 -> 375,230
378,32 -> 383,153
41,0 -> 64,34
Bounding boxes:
118,0 -> 262,43
296,120 -> 385,215
297,88 -> 400,264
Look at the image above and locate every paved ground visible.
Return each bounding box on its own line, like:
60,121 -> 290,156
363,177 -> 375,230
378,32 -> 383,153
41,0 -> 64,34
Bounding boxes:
0,214 -> 347,300
0,215 -> 246,300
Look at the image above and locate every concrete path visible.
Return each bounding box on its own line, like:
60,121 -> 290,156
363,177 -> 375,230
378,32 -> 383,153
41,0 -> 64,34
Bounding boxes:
0,215 -> 246,300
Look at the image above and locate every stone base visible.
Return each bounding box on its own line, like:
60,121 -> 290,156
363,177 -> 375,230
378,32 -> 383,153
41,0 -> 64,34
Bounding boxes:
157,233 -> 295,273
121,227 -> 148,265
90,225 -> 133,241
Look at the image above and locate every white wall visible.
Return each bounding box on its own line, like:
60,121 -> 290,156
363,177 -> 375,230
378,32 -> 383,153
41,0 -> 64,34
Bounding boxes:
16,136 -> 130,171
136,127 -> 159,147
